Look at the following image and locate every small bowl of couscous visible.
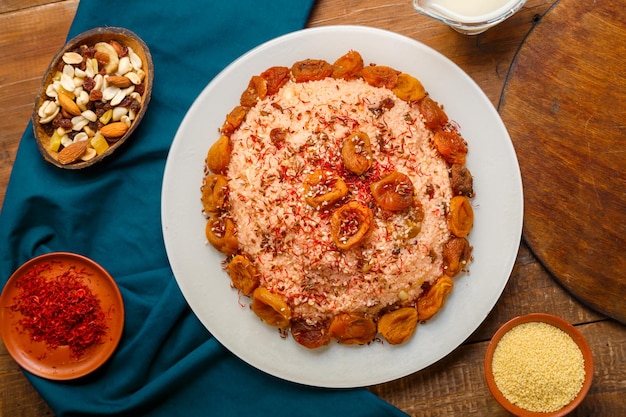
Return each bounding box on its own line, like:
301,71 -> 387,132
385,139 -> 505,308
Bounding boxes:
484,313 -> 593,417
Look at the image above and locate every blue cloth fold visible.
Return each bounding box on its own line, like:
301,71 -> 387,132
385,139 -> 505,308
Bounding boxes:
0,0 -> 409,416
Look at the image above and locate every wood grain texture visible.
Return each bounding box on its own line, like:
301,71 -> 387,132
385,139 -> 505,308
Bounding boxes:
0,3 -> 78,416
0,0 -> 79,211
1,0 -> 625,416
500,0 -> 626,324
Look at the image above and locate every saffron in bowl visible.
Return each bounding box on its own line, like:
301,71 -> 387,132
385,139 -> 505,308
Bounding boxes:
484,313 -> 593,417
0,252 -> 124,380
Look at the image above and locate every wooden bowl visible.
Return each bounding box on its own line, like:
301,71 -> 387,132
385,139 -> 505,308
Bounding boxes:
32,27 -> 153,169
484,313 -> 594,417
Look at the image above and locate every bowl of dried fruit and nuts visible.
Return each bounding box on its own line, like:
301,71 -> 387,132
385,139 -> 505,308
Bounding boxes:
32,27 -> 153,169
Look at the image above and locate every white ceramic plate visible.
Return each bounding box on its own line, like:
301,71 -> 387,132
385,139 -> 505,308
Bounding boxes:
162,25 -> 523,388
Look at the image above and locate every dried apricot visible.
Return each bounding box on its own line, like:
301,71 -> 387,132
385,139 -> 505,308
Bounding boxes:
417,276 -> 454,321
291,319 -> 331,349
201,174 -> 228,214
341,131 -> 373,175
332,50 -> 364,80
392,73 -> 426,102
250,287 -> 291,328
433,131 -> 468,165
329,313 -> 377,345
362,65 -> 400,89
240,75 -> 267,107
378,307 -> 418,345
227,255 -> 259,296
291,59 -> 333,82
442,237 -> 472,277
205,216 -> 238,255
206,135 -> 231,174
419,96 -> 448,129
370,171 -> 415,211
260,66 -> 290,96
303,170 -> 348,208
447,196 -> 474,238
330,201 -> 373,250
221,105 -> 247,136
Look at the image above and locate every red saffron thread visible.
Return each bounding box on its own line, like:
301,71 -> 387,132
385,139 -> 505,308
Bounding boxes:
10,262 -> 108,358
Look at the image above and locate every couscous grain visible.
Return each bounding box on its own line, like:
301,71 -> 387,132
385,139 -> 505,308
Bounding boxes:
491,321 -> 585,412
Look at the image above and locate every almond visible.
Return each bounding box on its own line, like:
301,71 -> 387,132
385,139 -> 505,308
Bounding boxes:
58,92 -> 81,116
57,140 -> 88,165
107,75 -> 132,88
100,121 -> 129,138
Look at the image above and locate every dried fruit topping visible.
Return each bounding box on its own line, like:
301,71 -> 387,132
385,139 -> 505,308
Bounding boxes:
433,130 -> 468,165
303,170 -> 348,208
221,105 -> 248,136
378,307 -> 419,345
447,195 -> 474,238
240,75 -> 268,107
205,216 -> 238,255
201,174 -> 228,214
329,313 -> 377,345
250,287 -> 291,328
370,171 -> 415,211
418,96 -> 449,129
362,65 -> 400,89
227,255 -> 259,296
260,66 -> 290,96
332,50 -> 364,80
392,73 -> 426,102
417,276 -> 454,321
330,201 -> 373,250
450,164 -> 474,197
291,59 -> 333,82
291,319 -> 331,349
341,131 -> 373,175
442,237 -> 472,277
206,135 -> 231,174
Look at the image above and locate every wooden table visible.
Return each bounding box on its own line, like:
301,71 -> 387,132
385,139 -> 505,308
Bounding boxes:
1,1 -> 625,416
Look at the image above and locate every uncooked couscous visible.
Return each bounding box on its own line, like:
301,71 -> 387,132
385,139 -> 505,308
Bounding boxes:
201,51 -> 475,348
491,321 -> 586,412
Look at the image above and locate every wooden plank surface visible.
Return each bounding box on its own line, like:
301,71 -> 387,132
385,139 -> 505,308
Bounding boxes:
1,1 -> 625,416
500,0 -> 626,324
0,0 -> 79,210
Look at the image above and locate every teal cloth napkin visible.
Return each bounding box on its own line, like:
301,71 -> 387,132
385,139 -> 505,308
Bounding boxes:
0,0 -> 409,416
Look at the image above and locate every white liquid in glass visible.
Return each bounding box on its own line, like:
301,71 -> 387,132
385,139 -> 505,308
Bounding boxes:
428,0 -> 517,19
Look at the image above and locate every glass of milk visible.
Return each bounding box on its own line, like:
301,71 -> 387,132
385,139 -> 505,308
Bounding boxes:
413,0 -> 526,34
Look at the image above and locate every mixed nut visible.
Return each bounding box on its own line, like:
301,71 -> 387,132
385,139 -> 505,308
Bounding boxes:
36,37 -> 148,165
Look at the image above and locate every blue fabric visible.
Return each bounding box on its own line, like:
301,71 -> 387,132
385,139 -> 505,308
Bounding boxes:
0,0 -> 409,416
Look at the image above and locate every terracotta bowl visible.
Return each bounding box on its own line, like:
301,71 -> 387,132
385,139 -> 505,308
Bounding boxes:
484,313 -> 593,417
32,27 -> 153,169
0,252 -> 124,379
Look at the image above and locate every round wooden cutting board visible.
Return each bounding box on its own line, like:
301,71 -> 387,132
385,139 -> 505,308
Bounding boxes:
499,0 -> 626,324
